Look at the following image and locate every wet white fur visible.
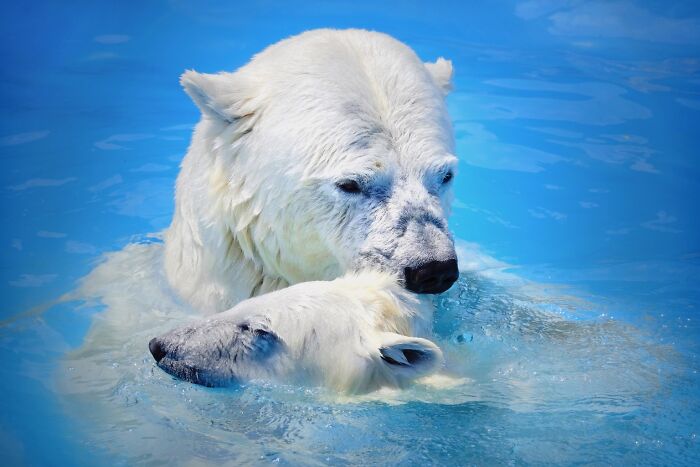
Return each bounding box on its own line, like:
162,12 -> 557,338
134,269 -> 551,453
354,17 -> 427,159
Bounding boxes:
157,271 -> 443,393
165,29 -> 456,312
161,29 -> 456,391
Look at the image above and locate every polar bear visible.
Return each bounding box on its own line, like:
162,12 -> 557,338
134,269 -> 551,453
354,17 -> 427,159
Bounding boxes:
150,272 -> 444,393
151,29 -> 459,393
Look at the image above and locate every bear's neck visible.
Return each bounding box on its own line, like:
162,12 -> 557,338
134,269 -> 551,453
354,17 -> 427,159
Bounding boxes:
164,216 -> 289,314
164,143 -> 290,314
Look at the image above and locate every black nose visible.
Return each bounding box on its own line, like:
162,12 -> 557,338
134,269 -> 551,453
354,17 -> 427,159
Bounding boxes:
404,259 -> 459,294
149,337 -> 167,363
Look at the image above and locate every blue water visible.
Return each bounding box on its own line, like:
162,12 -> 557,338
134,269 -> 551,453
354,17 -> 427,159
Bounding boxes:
2,1 -> 700,465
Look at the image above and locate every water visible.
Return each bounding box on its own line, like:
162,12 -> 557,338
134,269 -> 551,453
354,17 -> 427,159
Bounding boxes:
2,1 -> 700,465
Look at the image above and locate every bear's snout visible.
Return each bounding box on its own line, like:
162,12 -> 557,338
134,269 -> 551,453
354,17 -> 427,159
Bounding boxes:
404,258 -> 459,294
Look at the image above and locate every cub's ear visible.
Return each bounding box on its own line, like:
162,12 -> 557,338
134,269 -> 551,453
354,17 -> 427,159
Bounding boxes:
180,69 -> 240,123
424,57 -> 453,96
378,333 -> 443,380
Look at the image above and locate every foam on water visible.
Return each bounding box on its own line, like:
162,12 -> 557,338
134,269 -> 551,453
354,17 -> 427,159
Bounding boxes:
50,238 -> 695,465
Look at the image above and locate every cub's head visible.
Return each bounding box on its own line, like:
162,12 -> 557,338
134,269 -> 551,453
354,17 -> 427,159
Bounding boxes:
181,29 -> 458,294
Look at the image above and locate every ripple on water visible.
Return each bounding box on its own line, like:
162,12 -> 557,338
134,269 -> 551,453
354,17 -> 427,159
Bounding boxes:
53,241 -> 697,465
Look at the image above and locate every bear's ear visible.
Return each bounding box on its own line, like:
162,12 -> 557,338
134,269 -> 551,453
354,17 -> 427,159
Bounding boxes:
180,70 -> 240,123
424,57 -> 453,96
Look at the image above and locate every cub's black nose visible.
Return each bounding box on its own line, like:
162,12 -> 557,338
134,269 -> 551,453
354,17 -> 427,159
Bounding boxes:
149,337 -> 167,363
404,258 -> 459,294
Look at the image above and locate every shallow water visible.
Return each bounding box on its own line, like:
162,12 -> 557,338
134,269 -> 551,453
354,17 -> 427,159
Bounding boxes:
2,1 -> 700,466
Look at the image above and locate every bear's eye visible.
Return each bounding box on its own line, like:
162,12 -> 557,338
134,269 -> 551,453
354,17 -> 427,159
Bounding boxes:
442,171 -> 454,184
336,179 -> 362,194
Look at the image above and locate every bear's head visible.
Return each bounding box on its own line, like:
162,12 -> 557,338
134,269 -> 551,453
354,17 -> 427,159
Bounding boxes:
178,30 -> 458,296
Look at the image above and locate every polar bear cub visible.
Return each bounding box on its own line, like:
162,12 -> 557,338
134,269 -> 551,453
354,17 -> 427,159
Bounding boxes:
149,271 -> 443,393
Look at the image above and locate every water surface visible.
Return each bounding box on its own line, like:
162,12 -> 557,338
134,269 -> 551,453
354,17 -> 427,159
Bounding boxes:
2,1 -> 700,465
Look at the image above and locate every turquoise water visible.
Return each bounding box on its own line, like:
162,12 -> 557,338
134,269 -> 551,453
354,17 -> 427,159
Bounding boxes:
2,1 -> 700,465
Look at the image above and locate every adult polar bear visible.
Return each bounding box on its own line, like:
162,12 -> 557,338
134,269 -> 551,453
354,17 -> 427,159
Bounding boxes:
151,29 -> 460,393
